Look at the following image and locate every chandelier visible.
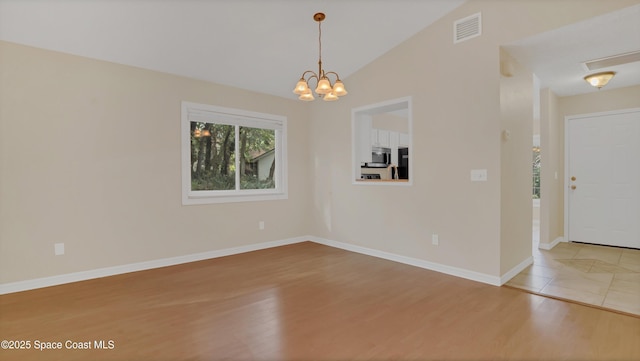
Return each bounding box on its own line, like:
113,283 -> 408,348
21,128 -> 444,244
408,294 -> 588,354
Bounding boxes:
292,13 -> 348,101
584,71 -> 616,89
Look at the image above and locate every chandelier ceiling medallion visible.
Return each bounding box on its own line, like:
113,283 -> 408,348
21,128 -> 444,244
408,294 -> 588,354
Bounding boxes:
293,12 -> 348,101
584,71 -> 616,89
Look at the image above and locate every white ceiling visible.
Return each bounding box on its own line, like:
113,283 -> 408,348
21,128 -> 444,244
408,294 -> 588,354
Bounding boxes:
0,0 -> 465,100
1,0 -> 639,99
505,3 -> 640,97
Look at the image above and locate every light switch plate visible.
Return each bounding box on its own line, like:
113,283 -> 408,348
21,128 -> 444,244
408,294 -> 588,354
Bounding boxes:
471,169 -> 488,182
54,243 -> 65,255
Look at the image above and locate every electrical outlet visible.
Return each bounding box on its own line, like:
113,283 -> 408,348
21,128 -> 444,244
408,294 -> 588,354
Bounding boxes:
54,243 -> 65,255
431,234 -> 439,246
259,221 -> 265,230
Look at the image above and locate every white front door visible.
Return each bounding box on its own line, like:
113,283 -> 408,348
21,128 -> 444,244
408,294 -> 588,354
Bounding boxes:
567,108 -> 640,249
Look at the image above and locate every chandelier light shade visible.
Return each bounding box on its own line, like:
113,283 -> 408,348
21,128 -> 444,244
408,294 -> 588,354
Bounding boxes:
292,12 -> 348,102
584,71 -> 616,89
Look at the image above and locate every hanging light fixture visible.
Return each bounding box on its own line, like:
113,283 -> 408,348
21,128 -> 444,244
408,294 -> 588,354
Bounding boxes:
293,12 -> 348,102
584,71 -> 616,89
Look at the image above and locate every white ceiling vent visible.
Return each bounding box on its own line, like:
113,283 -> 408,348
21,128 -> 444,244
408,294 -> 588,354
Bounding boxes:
454,12 -> 482,44
583,50 -> 640,71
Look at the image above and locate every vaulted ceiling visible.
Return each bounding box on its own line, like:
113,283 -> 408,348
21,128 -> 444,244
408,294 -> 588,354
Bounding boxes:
1,0 -> 639,99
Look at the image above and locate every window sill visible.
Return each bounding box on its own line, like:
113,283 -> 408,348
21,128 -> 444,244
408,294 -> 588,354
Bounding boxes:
183,191 -> 287,205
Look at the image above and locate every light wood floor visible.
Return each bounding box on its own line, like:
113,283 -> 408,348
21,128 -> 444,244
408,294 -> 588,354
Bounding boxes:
1,242 -> 639,361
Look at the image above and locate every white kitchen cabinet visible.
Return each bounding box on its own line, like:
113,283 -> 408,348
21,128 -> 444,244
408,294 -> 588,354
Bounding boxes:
399,132 -> 410,147
371,128 -> 390,148
370,129 -> 379,147
390,131 -> 399,166
378,129 -> 390,147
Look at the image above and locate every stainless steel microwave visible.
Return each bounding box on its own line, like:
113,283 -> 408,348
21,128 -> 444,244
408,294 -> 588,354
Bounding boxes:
371,146 -> 391,165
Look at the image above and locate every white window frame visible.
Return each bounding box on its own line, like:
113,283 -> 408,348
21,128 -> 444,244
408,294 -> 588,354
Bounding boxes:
181,101 -> 288,205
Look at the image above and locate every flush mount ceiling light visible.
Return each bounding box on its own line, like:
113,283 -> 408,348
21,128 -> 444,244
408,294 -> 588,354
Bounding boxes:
292,13 -> 347,102
584,71 -> 616,89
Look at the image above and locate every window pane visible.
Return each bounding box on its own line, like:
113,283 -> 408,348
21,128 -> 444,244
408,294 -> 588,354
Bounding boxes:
190,122 -> 236,191
239,126 -> 276,190
532,147 -> 541,199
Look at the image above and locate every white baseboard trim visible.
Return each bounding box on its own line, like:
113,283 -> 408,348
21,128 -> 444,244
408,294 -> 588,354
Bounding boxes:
538,236 -> 564,250
499,256 -> 533,285
0,236 -> 308,295
309,237 -> 502,286
2,235 -> 532,294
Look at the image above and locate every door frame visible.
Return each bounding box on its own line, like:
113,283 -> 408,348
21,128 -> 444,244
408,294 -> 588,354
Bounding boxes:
563,107 -> 640,244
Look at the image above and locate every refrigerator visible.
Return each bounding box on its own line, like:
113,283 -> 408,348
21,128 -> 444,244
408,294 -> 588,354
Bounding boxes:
398,147 -> 409,179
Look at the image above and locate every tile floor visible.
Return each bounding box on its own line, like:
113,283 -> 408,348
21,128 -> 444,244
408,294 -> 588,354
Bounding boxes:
506,237 -> 640,316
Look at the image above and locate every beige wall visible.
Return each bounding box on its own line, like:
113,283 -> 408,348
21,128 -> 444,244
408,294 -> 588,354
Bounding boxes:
307,0 -> 639,279
539,88 -> 564,246
560,85 -> 640,116
0,41 -> 312,284
499,49 -> 533,274
309,5 -> 503,276
372,114 -> 409,133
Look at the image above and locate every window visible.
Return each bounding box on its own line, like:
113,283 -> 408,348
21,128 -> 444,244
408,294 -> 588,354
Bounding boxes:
532,145 -> 540,199
181,102 -> 287,204
532,134 -> 540,199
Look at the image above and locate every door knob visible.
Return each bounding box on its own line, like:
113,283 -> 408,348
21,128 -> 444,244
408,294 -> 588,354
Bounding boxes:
571,185 -> 577,190
571,176 -> 576,181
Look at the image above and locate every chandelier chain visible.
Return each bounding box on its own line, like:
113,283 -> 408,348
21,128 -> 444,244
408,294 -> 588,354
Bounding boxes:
318,20 -> 322,76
